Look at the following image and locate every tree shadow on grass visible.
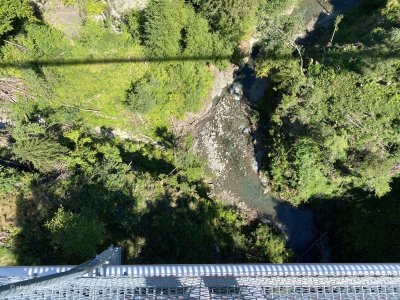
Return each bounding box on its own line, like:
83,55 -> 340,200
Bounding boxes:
131,192 -> 249,264
309,177 -> 400,262
154,126 -> 176,148
13,190 -> 56,265
65,180 -> 137,241
120,145 -> 176,177
12,175 -> 139,264
97,126 -> 176,177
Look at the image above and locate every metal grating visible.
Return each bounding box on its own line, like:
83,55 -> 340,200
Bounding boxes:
1,248 -> 400,299
2,275 -> 400,299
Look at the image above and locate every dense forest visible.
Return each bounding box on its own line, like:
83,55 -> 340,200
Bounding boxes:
258,0 -> 399,203
0,0 -> 399,265
256,0 -> 400,260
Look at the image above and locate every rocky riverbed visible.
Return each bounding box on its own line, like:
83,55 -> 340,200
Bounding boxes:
193,85 -> 261,215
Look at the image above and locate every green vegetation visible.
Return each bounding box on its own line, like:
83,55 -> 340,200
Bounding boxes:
255,0 -> 400,262
192,0 -> 258,44
331,179 -> 400,262
61,0 -> 105,15
0,166 -> 27,198
0,0 -> 293,264
0,0 -> 34,37
258,0 -> 400,205
45,207 -> 106,261
0,247 -> 16,266
1,20 -> 145,129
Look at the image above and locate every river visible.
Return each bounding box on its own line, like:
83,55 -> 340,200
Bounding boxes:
193,0 -> 359,260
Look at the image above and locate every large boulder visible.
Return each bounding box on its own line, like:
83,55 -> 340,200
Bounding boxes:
33,0 -> 81,38
32,0 -> 149,37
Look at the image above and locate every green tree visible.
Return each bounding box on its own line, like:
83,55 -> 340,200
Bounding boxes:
123,9 -> 144,40
22,23 -> 68,60
12,137 -> 68,173
253,225 -> 293,263
0,166 -> 23,199
0,0 -> 34,37
45,207 -> 106,262
195,0 -> 258,43
256,15 -> 303,80
142,0 -> 189,58
257,0 -> 298,19
182,12 -> 214,57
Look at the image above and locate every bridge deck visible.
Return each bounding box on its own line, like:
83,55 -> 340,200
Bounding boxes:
1,248 -> 400,299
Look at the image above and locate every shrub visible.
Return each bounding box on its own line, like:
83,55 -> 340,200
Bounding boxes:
45,207 -> 106,261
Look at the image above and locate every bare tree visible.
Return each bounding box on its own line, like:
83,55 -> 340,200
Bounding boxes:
328,14 -> 344,46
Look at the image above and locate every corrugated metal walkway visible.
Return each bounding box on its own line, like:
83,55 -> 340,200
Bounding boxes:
1,247 -> 400,299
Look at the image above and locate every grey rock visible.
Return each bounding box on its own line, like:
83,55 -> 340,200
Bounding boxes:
229,83 -> 243,96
